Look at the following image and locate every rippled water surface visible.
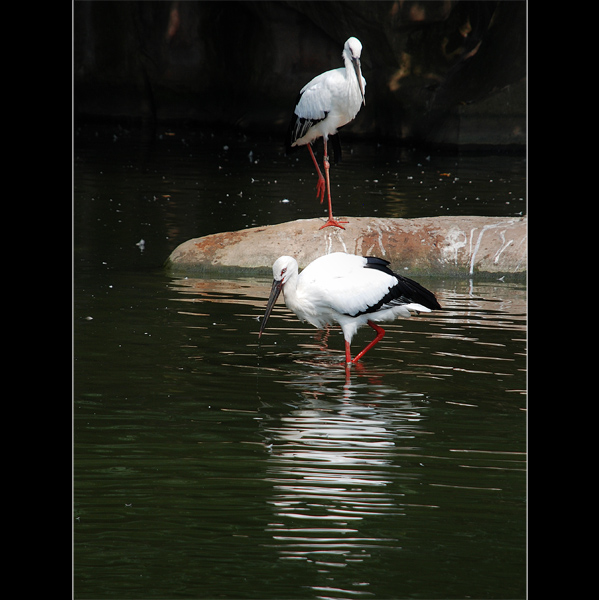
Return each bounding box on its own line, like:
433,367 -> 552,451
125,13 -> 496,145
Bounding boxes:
74,124 -> 526,599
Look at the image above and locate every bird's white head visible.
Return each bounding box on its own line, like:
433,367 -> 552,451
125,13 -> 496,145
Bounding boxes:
259,256 -> 298,338
345,37 -> 363,59
343,37 -> 365,106
272,255 -> 297,286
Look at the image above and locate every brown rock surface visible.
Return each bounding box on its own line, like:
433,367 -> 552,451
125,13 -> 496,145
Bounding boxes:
165,216 -> 526,278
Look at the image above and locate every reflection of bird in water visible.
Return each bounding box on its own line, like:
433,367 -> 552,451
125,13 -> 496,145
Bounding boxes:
262,393 -> 419,565
286,37 -> 366,229
259,252 -> 441,364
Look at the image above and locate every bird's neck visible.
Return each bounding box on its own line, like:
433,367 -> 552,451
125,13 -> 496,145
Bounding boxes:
343,56 -> 362,95
281,272 -> 299,311
343,54 -> 354,77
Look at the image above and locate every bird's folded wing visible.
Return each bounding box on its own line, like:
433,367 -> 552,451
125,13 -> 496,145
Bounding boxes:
296,69 -> 344,120
315,268 -> 399,317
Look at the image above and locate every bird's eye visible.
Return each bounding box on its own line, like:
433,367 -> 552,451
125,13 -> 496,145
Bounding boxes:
281,267 -> 287,276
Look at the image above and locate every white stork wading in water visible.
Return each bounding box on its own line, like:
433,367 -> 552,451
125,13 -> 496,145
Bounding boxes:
258,253 -> 441,364
286,37 -> 366,230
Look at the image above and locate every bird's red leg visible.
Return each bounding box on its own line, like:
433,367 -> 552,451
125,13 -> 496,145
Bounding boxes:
319,138 -> 348,230
306,144 -> 325,203
350,321 -> 385,363
345,340 -> 352,364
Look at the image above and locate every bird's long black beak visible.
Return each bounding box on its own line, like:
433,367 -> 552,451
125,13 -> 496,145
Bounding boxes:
259,279 -> 283,338
353,57 -> 365,106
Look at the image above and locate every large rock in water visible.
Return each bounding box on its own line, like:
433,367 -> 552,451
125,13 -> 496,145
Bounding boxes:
165,216 -> 526,278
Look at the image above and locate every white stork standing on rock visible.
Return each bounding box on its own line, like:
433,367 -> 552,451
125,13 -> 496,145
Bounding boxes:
259,253 -> 441,364
286,37 -> 366,229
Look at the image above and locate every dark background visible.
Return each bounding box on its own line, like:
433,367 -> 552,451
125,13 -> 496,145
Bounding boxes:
73,0 -> 526,149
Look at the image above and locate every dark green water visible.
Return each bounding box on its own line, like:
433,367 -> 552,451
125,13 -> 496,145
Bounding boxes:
74,124 -> 526,599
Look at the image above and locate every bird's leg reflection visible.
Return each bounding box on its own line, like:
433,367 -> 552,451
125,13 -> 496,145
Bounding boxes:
314,325 -> 331,350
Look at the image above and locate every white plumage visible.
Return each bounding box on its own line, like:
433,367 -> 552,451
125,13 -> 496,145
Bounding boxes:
286,37 -> 366,229
259,253 -> 441,364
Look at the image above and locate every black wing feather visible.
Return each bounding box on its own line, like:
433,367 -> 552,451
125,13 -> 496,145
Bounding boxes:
351,256 -> 441,315
285,90 -> 342,164
286,92 -> 325,154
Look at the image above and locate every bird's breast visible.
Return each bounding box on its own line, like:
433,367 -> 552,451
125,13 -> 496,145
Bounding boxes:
284,287 -> 336,330
333,81 -> 364,127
